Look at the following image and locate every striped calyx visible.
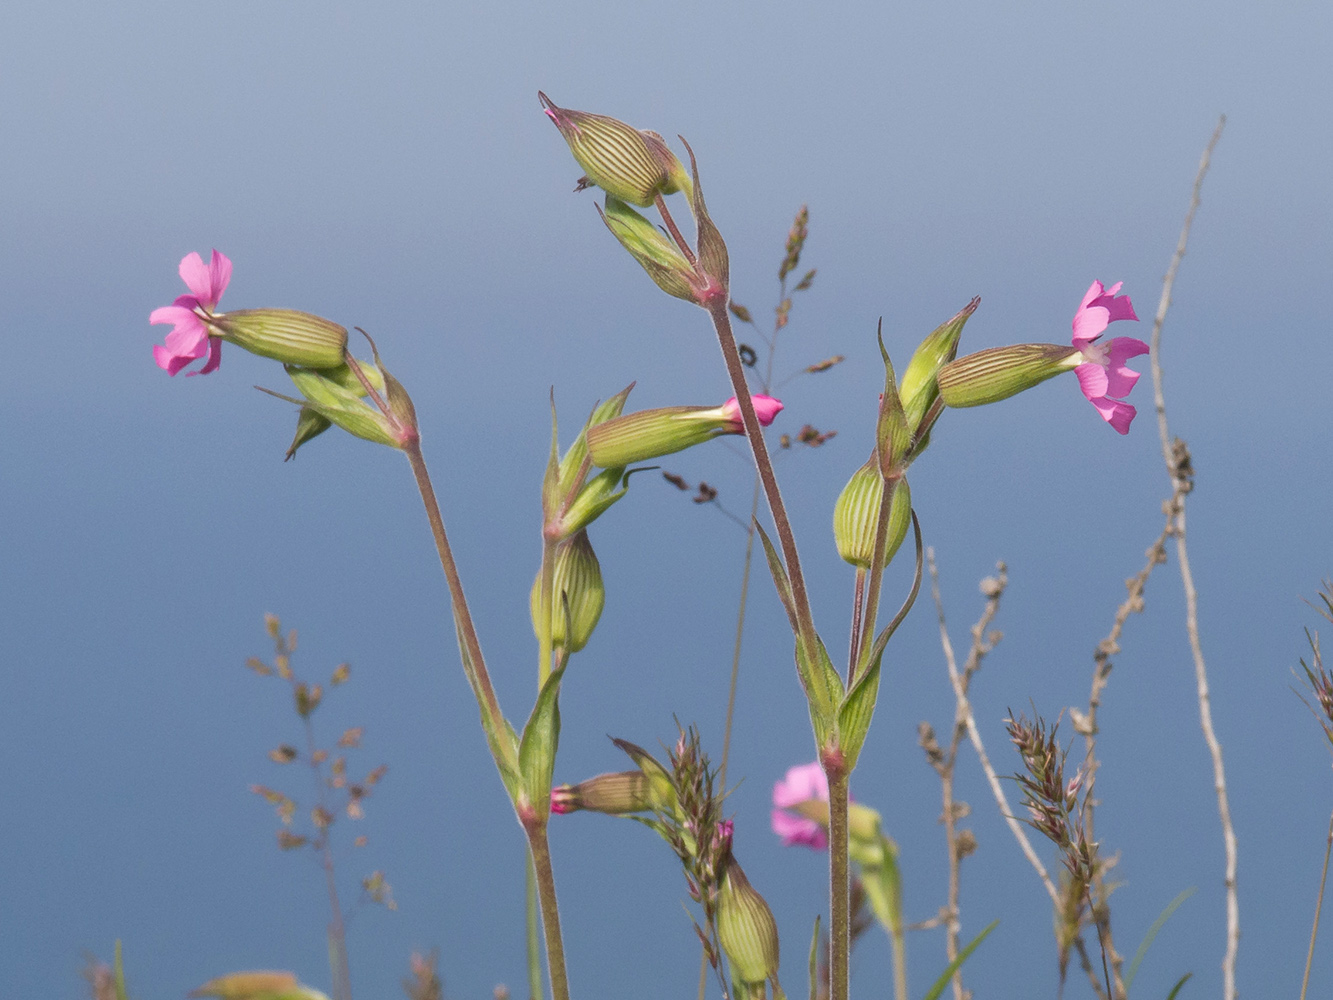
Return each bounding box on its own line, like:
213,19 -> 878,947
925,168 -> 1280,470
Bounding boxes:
211,309 -> 348,369
550,770 -> 652,815
540,92 -> 692,207
530,530 -> 605,653
832,456 -> 912,570
937,343 -> 1081,408
716,855 -> 781,986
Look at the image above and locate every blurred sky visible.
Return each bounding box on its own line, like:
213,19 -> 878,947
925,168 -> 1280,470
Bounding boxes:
2,1 -> 1331,998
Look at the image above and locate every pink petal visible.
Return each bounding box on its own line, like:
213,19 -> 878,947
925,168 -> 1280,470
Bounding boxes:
1079,280 -> 1106,310
1071,304 -> 1110,345
178,252 -> 211,301
1103,292 -> 1138,324
187,336 -> 223,376
773,762 -> 828,808
1090,396 -> 1136,434
153,344 -> 194,375
751,394 -> 784,426
1074,362 -> 1109,402
1103,364 -> 1141,400
1105,337 -> 1149,365
149,303 -> 201,329
771,808 -> 828,850
207,249 -> 232,306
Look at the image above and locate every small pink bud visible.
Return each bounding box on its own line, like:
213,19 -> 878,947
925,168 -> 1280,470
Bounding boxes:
720,394 -> 784,430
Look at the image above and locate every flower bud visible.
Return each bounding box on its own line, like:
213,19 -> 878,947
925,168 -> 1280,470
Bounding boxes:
937,343 -> 1081,408
898,297 -> 979,438
540,92 -> 692,207
281,357 -> 414,450
550,770 -> 651,815
586,394 -> 782,468
717,855 -> 781,987
832,456 -> 911,570
211,309 -> 348,369
530,530 -> 605,653
598,196 -> 698,302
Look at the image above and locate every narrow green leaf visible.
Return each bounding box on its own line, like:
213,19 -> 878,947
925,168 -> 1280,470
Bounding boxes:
808,915 -> 821,1000
113,940 -> 129,1000
795,635 -> 844,750
920,920 -> 998,1000
1125,886 -> 1197,992
1165,971 -> 1193,1000
755,521 -> 798,633
839,513 -> 923,769
518,662 -> 568,809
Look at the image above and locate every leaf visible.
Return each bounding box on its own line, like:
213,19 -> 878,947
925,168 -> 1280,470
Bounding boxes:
795,634 -> 844,751
1165,971 -> 1193,1000
808,915 -> 821,1000
920,920 -> 998,1000
755,521 -> 798,633
113,940 -> 129,1000
1125,886 -> 1197,992
518,662 -> 568,810
839,513 -> 923,769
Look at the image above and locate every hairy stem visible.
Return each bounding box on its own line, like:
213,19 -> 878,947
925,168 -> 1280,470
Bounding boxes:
827,768 -> 850,1000
527,857 -> 543,1000
525,821 -> 571,1000
706,299 -> 819,663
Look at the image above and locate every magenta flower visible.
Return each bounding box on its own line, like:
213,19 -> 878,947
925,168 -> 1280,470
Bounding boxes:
721,393 -> 784,430
1070,280 -> 1148,434
150,250 -> 232,376
771,761 -> 830,850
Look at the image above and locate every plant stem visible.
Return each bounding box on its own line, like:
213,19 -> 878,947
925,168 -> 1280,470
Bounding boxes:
847,569 -> 866,678
720,474 -> 763,789
527,856 -> 544,1000
537,538 -> 557,687
402,441 -> 505,733
888,926 -> 907,1000
706,300 -> 819,663
1300,810 -> 1333,1000
525,820 -> 572,1000
1147,115 -> 1237,1000
826,768 -> 850,1000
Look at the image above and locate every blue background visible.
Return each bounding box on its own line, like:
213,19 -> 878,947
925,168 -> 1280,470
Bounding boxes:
2,1 -> 1330,998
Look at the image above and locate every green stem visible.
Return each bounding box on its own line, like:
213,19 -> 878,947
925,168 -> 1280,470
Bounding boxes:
527,855 -> 544,1000
526,820 -> 572,1000
537,538 -> 557,687
827,768 -> 851,1000
1300,810 -> 1333,1000
888,926 -> 907,1000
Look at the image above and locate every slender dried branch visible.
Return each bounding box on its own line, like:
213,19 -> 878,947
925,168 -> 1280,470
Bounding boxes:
1300,811 -> 1333,1000
1147,114 -> 1237,1000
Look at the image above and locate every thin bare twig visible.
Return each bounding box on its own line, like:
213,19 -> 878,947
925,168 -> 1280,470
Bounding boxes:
1148,115 -> 1237,1000
1300,811 -> 1333,1000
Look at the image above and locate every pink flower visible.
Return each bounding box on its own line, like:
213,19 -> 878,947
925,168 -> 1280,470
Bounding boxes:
720,393 -> 784,430
150,250 -> 232,376
771,761 -> 829,850
1070,280 -> 1148,434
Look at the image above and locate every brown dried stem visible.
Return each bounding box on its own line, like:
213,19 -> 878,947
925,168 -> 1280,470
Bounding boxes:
1300,811 -> 1333,1000
1147,114 -> 1237,1000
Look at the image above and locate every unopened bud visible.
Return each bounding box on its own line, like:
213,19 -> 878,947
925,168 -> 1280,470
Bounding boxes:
283,356 -> 415,450
540,92 -> 692,207
550,770 -> 651,815
937,343 -> 1081,408
211,309 -> 348,369
899,297 -> 979,437
716,856 -> 781,987
832,457 -> 911,570
598,196 -> 698,302
586,395 -> 782,468
531,530 -> 605,653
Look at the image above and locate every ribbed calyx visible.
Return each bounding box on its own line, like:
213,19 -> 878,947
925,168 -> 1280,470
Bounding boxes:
937,343 -> 1081,408
540,92 -> 692,207
832,456 -> 912,570
212,309 -> 348,369
716,854 -> 781,988
530,530 -> 605,653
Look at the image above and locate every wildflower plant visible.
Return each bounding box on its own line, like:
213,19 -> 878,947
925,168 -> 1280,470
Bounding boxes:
135,91 -> 1197,1000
